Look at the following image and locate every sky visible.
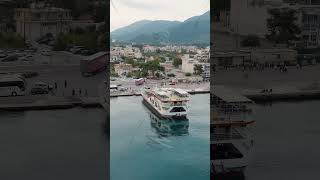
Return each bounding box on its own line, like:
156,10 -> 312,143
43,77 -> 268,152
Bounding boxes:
111,0 -> 210,32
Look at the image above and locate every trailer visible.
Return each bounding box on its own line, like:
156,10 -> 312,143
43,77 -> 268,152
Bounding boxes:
80,52 -> 108,76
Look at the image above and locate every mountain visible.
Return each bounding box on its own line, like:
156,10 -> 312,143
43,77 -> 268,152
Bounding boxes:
169,11 -> 210,44
111,20 -> 181,42
111,11 -> 210,45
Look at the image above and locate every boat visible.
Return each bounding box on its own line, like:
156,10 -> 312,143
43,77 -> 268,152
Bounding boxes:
211,85 -> 255,177
148,110 -> 189,136
211,126 -> 254,176
142,87 -> 190,118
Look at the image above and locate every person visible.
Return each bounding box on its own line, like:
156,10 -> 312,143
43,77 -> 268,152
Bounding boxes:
72,89 -> 75,96
79,88 -> 82,96
54,82 -> 57,89
64,80 -> 67,88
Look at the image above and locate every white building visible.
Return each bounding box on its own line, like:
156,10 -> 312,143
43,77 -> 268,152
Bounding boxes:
213,48 -> 297,66
247,48 -> 298,64
230,0 -> 283,37
181,54 -> 210,79
143,45 -> 157,53
14,2 -> 72,41
230,0 -> 320,49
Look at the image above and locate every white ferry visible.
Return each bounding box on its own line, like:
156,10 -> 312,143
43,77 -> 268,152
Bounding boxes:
211,85 -> 255,177
142,87 -> 190,118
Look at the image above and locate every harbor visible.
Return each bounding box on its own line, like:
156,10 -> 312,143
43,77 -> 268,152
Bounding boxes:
110,94 -> 210,180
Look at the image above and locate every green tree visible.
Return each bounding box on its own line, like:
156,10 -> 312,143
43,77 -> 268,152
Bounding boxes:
173,58 -> 182,68
141,60 -> 164,77
266,8 -> 301,46
125,58 -> 135,66
193,64 -> 204,75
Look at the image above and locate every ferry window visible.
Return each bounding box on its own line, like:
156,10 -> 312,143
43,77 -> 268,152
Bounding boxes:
170,107 -> 186,112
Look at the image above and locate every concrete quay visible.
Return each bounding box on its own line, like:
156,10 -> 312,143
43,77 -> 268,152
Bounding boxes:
244,89 -> 320,102
110,89 -> 210,98
0,96 -> 102,111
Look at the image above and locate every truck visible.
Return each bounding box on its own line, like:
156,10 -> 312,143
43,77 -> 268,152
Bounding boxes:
80,52 -> 108,77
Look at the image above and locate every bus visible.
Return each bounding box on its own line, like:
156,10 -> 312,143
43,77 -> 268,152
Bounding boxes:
0,75 -> 27,96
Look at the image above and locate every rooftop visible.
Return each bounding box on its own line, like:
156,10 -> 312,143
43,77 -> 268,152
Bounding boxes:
212,85 -> 253,103
153,88 -> 189,101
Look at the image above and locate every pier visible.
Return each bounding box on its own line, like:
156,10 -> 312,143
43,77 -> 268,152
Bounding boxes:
0,96 -> 102,111
110,89 -> 210,98
244,89 -> 320,102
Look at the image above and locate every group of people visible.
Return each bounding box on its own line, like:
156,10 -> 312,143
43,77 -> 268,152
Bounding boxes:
216,62 -> 302,73
53,80 -> 88,97
260,88 -> 273,93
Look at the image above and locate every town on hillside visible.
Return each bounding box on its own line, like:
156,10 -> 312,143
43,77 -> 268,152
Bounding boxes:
110,43 -> 210,96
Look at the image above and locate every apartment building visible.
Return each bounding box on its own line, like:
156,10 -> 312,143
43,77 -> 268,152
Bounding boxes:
14,2 -> 72,41
181,54 -> 210,80
230,0 -> 320,49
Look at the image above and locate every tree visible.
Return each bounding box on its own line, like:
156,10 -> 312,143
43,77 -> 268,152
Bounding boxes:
125,58 -> 135,66
140,60 -> 164,77
173,58 -> 182,68
241,35 -> 260,47
266,8 -> 301,46
193,64 -> 204,75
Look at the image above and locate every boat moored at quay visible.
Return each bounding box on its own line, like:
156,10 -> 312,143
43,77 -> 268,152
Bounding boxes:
211,85 -> 255,177
142,87 -> 190,118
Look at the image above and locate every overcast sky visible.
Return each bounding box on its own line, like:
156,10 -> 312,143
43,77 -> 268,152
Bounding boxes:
111,0 -> 210,31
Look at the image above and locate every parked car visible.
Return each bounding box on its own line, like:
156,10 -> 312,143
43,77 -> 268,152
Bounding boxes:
34,81 -> 52,90
20,55 -> 34,61
0,53 -> 7,58
1,55 -> 18,62
31,87 -> 49,95
119,87 -> 128,92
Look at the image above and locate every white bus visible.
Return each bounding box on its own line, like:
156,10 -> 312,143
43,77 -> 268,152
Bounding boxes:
0,75 -> 27,97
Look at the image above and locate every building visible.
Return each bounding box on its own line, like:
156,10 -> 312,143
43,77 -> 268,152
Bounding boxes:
248,48 -> 298,64
114,63 -> 133,76
181,54 -> 210,80
212,51 -> 251,67
230,0 -> 283,37
229,0 -> 320,49
14,2 -> 72,41
298,5 -> 320,48
213,48 -> 297,66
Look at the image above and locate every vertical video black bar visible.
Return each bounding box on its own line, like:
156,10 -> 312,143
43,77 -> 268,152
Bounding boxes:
105,0 -> 110,179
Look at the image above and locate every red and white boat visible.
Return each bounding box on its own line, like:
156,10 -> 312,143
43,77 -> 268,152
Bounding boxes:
142,87 -> 190,118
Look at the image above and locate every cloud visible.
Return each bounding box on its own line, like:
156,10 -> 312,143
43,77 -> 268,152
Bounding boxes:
117,0 -> 163,10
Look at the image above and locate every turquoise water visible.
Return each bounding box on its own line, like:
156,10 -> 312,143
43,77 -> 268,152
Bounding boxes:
110,94 -> 210,180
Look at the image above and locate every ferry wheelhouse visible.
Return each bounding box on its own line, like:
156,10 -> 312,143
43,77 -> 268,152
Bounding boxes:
142,87 -> 190,118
